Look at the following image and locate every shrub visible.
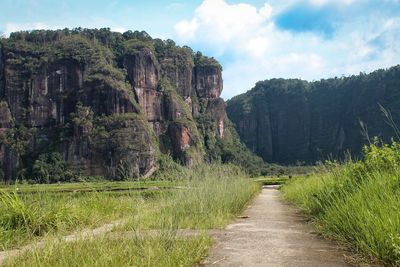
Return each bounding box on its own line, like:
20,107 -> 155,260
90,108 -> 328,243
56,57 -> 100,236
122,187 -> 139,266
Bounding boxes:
32,152 -> 68,183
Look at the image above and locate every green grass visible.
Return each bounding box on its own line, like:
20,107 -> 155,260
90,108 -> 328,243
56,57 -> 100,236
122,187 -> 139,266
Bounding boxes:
4,233 -> 212,267
0,180 -> 176,193
254,176 -> 290,185
122,165 -> 260,230
281,142 -> 400,266
1,164 -> 260,266
0,189 -> 153,250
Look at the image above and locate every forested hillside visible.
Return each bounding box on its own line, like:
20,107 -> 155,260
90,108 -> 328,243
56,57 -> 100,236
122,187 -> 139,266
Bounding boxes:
227,66 -> 400,163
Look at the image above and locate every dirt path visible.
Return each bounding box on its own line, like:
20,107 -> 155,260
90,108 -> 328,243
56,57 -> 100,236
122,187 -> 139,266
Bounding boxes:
202,187 -> 353,267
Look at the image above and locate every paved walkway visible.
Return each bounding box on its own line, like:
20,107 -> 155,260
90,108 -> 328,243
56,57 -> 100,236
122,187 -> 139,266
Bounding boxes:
202,187 -> 353,267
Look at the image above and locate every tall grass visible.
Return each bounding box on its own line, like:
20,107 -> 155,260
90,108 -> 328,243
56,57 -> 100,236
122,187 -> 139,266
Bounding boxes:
0,189 -> 146,250
157,164 -> 260,229
282,141 -> 400,266
5,234 -> 212,267
1,163 -> 259,266
119,164 -> 260,230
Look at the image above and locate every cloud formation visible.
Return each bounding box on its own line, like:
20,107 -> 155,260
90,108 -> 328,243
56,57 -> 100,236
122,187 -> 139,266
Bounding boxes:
4,22 -> 52,35
174,0 -> 400,98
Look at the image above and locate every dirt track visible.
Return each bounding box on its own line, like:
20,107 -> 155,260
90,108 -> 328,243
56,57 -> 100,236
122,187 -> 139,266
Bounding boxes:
202,187 -> 353,267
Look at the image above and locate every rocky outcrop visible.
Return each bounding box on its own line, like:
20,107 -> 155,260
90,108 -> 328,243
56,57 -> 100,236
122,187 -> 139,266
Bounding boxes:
0,29 -> 229,181
206,98 -> 226,138
0,44 -> 5,98
193,65 -> 223,99
160,55 -> 193,98
0,102 -> 11,179
227,66 -> 400,163
124,48 -> 161,121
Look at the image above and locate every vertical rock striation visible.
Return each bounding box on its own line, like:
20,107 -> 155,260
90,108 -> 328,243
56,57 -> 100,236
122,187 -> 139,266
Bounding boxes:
0,29 -> 234,181
227,68 -> 400,163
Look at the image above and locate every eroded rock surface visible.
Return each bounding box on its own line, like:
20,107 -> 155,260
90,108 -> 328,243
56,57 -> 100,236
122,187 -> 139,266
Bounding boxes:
0,29 -> 228,180
227,69 -> 400,163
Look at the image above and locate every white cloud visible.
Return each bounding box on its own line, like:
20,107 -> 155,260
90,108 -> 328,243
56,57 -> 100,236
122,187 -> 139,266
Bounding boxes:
174,0 -> 400,99
4,22 -> 53,36
174,18 -> 198,40
175,0 -> 269,45
259,3 -> 273,18
111,26 -> 126,33
309,0 -> 357,6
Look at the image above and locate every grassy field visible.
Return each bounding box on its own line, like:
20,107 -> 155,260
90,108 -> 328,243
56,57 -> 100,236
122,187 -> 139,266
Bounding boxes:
0,180 -> 177,193
1,164 -> 260,266
281,142 -> 400,266
0,179 -> 178,250
5,234 -> 213,267
254,176 -> 290,185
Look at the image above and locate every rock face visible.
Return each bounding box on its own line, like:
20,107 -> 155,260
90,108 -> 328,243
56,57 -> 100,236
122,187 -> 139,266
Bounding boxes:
0,29 -> 227,181
227,67 -> 400,163
193,65 -> 223,99
0,102 -> 12,180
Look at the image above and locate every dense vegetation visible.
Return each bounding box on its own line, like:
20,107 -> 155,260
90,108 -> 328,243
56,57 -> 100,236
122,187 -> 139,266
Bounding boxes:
0,164 -> 259,264
282,140 -> 400,265
227,66 -> 400,164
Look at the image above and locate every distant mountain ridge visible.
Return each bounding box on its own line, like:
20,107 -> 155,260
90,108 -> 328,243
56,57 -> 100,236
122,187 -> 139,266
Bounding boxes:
227,66 -> 400,163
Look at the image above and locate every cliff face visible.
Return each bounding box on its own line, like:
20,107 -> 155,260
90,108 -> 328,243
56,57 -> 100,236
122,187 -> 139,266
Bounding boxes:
227,67 -> 400,163
0,29 -> 229,181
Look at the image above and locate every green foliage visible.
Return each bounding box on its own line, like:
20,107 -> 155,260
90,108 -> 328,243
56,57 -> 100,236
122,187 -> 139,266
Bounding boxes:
70,103 -> 93,128
32,152 -> 68,183
218,119 -> 268,176
195,113 -> 222,162
154,38 -> 194,70
281,140 -> 400,265
91,113 -> 158,179
115,160 -> 132,181
123,38 -> 155,55
193,51 -> 222,70
54,35 -> 98,63
151,154 -> 185,181
4,125 -> 35,156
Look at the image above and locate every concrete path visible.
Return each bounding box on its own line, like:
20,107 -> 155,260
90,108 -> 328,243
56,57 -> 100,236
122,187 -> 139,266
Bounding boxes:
202,187 -> 353,267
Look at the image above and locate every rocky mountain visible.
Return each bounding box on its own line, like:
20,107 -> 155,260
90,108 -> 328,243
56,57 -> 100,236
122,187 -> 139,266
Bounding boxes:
0,28 -> 262,182
227,66 -> 400,164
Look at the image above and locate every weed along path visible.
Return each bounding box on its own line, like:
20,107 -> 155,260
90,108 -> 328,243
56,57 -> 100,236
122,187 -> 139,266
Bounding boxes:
202,187 -> 352,267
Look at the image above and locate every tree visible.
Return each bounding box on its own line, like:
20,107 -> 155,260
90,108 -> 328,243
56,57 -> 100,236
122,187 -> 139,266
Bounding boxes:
32,152 -> 67,183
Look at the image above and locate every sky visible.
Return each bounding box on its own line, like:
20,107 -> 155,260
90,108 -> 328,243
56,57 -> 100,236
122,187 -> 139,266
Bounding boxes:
1,0 -> 400,99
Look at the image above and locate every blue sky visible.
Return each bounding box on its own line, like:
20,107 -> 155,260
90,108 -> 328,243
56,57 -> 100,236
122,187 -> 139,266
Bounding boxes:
1,0 -> 400,99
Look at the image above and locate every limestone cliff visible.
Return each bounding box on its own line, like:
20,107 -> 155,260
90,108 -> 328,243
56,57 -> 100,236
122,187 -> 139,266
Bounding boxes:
227,66 -> 400,163
0,28 -> 239,181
